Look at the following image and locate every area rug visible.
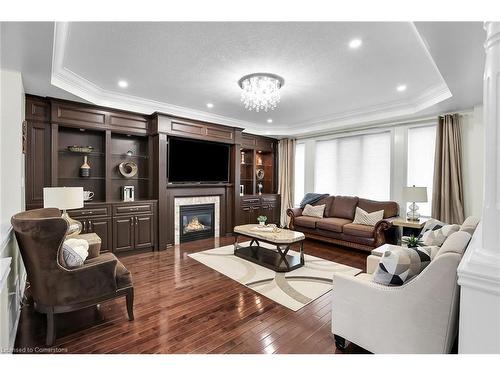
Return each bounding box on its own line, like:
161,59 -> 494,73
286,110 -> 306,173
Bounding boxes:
188,242 -> 362,311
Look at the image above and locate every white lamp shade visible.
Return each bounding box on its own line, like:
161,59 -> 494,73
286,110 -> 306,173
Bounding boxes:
43,187 -> 84,210
403,186 -> 428,203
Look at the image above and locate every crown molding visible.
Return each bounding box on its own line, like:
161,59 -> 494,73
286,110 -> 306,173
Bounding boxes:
51,22 -> 452,137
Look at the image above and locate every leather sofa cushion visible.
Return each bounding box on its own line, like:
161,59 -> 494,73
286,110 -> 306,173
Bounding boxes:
343,223 -> 375,238
330,196 -> 359,219
313,196 -> 334,216
316,217 -> 352,232
295,216 -> 322,229
358,198 -> 398,219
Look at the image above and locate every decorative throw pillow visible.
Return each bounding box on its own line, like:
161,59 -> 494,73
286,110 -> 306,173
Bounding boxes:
62,238 -> 89,269
420,224 -> 460,246
418,219 -> 446,239
352,207 -> 384,226
373,246 -> 431,286
302,204 -> 325,218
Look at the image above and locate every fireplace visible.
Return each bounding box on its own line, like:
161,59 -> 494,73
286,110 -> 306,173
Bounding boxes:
179,204 -> 215,243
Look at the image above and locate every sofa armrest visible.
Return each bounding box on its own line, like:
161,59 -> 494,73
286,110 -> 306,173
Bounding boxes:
373,218 -> 395,247
332,253 -> 461,353
55,253 -> 119,305
286,208 -> 303,229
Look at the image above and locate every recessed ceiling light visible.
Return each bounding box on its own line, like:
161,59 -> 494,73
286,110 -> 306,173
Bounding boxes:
267,119 -> 273,123
206,103 -> 214,108
349,39 -> 362,49
397,84 -> 407,92
118,80 -> 128,88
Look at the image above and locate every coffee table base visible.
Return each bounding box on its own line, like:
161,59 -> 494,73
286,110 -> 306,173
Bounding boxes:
234,238 -> 304,273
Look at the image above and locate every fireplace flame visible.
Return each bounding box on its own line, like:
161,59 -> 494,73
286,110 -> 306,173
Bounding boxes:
184,216 -> 205,232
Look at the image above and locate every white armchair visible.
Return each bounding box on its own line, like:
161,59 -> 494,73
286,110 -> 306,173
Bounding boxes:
331,231 -> 472,354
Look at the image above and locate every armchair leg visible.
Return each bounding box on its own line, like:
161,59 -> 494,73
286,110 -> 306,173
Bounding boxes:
46,309 -> 55,347
126,288 -> 134,321
334,334 -> 347,351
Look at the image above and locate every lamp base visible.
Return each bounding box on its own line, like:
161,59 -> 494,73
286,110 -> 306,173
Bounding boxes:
406,202 -> 421,221
61,210 -> 82,237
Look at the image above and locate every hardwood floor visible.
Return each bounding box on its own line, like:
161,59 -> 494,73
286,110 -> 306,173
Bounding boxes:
14,236 -> 369,354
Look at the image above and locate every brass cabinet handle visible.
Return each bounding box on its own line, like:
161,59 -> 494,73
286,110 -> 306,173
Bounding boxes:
135,217 -> 139,225
82,220 -> 86,232
88,220 -> 92,232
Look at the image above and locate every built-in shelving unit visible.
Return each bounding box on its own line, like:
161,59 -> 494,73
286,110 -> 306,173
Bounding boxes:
24,94 -> 280,250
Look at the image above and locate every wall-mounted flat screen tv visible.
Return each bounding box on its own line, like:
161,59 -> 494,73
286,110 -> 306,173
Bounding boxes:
168,137 -> 230,183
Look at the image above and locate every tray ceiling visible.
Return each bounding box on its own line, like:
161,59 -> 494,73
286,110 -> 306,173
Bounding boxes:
2,22 -> 484,136
50,22 -> 451,135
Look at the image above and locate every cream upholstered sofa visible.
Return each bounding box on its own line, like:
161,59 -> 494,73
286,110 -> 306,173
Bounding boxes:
331,217 -> 479,354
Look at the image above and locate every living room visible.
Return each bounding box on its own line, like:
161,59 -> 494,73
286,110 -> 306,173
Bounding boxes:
1,0 -> 499,372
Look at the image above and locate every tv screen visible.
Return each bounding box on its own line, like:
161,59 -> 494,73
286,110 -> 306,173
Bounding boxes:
168,137 -> 230,183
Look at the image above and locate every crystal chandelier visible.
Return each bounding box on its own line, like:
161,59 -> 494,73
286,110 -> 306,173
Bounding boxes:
238,73 -> 285,112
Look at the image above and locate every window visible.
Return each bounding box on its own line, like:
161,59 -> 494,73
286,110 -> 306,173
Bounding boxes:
294,143 -> 306,207
314,132 -> 391,200
407,125 -> 436,217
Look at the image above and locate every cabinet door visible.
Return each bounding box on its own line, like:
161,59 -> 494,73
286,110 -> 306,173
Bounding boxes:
25,122 -> 50,209
134,214 -> 154,249
113,216 -> 134,253
250,205 -> 261,225
239,206 -> 251,225
89,218 -> 112,253
260,204 -> 275,225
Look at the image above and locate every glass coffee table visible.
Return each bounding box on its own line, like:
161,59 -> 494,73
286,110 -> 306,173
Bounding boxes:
233,224 -> 305,272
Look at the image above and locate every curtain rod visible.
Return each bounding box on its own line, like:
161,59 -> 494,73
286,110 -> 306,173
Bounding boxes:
438,109 -> 474,117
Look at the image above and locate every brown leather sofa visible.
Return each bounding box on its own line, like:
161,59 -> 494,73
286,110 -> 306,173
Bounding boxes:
11,208 -> 134,346
287,196 -> 398,251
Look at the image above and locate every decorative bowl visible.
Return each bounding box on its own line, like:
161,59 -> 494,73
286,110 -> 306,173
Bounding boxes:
118,161 -> 138,178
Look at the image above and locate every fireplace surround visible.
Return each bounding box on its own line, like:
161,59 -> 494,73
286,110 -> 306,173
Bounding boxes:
174,196 -> 221,244
179,204 -> 215,243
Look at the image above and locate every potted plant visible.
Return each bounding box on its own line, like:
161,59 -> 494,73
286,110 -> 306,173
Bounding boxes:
257,215 -> 267,226
402,234 -> 424,248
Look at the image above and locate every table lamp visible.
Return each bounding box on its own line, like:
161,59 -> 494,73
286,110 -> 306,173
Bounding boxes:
403,185 -> 428,221
43,187 -> 84,237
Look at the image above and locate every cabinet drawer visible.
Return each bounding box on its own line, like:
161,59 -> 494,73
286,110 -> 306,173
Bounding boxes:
261,196 -> 279,203
241,197 -> 260,206
114,203 -> 153,216
69,206 -> 110,218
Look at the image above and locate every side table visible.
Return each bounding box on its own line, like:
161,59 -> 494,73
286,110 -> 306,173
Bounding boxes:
392,217 -> 428,243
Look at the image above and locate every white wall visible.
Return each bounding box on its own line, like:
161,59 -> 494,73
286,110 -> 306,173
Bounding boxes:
461,105 -> 484,219
0,69 -> 26,353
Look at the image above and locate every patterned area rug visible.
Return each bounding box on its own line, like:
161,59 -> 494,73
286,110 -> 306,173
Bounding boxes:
189,242 -> 362,311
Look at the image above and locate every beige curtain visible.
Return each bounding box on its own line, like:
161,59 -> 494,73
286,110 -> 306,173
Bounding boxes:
431,114 -> 465,224
278,138 -> 295,227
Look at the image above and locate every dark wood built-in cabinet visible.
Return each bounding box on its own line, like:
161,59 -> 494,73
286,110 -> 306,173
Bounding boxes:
24,94 -> 280,251
238,194 -> 281,226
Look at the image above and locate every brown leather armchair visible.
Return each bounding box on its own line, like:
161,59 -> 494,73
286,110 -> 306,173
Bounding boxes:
11,208 -> 134,346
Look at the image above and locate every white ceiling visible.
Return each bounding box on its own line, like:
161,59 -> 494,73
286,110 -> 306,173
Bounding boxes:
1,22 -> 485,136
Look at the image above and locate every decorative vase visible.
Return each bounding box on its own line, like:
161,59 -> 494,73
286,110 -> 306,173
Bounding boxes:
259,221 -> 265,226
80,155 -> 91,177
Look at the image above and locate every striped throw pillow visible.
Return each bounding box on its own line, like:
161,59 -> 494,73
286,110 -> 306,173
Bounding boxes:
352,207 -> 384,226
302,204 -> 325,218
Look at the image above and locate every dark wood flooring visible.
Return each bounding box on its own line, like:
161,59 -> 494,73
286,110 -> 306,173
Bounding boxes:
14,236 -> 369,354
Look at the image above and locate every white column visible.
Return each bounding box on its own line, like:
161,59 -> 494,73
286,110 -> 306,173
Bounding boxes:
457,22 -> 500,354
